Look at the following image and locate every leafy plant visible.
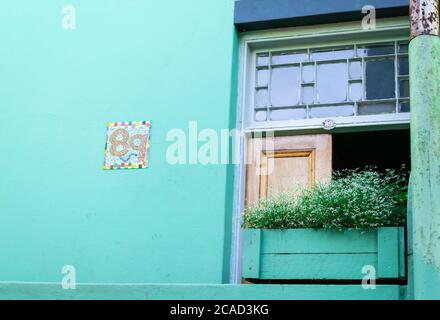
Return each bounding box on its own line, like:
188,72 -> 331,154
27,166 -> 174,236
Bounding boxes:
242,167 -> 408,230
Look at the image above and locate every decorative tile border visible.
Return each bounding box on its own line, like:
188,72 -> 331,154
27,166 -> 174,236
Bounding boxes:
103,121 -> 151,170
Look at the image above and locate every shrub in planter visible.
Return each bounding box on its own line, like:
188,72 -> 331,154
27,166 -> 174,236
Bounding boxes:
241,168 -> 408,281
243,167 -> 407,230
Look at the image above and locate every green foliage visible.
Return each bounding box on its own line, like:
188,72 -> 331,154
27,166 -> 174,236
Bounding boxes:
242,167 -> 408,230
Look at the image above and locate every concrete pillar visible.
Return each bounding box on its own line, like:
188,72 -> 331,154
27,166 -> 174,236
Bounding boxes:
409,0 -> 440,300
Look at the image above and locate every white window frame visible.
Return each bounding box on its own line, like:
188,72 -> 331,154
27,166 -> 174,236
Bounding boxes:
229,17 -> 410,283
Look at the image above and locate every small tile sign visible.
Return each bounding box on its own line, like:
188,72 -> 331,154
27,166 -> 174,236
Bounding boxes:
104,121 -> 151,170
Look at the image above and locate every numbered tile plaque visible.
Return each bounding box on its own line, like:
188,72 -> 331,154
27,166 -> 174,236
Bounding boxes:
104,121 -> 151,170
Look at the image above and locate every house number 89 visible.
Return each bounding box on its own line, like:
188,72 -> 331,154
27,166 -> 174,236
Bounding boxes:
109,128 -> 147,163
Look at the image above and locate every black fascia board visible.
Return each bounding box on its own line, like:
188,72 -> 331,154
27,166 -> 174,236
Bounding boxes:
234,0 -> 409,32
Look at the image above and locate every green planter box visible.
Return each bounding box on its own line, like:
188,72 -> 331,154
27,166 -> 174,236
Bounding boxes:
242,227 -> 405,280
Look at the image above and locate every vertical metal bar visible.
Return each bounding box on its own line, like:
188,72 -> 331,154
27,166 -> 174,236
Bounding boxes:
314,61 -> 318,105
346,58 -> 350,102
354,44 -> 359,116
268,52 -> 272,121
308,48 -> 314,119
361,56 -> 366,103
299,62 -> 303,105
394,41 -> 399,113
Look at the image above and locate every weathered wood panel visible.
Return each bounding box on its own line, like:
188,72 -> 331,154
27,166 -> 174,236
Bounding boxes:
260,253 -> 378,280
242,227 -> 405,280
378,227 -> 399,278
260,229 -> 377,254
242,229 -> 261,278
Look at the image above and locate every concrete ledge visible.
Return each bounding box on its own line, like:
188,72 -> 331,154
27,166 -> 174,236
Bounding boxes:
0,282 -> 405,300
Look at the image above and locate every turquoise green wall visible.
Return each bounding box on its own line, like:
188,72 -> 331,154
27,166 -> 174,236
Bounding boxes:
0,0 -> 238,283
409,34 -> 440,299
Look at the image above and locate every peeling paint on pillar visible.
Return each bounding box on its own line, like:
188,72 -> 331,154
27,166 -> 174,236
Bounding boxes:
410,0 -> 440,298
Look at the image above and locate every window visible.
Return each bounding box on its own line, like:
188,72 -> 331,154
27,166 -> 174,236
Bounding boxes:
231,20 -> 411,283
252,41 -> 409,125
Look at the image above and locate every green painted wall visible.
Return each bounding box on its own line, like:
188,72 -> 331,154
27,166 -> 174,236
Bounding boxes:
409,34 -> 440,299
0,0 -> 238,284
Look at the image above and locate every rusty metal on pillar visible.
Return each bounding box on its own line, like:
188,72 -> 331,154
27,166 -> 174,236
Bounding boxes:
410,0 -> 439,38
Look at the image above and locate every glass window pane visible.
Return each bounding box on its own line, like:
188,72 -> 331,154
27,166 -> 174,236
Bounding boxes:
349,82 -> 363,101
302,64 -> 315,83
399,57 -> 409,75
400,101 -> 410,113
357,44 -> 394,56
358,103 -> 396,115
349,61 -> 362,79
257,69 -> 269,87
252,42 -> 408,124
399,79 -> 410,98
257,54 -> 269,66
255,110 -> 267,122
399,44 -> 408,53
310,105 -> 354,118
271,67 -> 301,106
270,108 -> 306,121
255,89 -> 268,107
311,48 -> 354,60
302,85 -> 314,104
272,51 -> 308,64
317,62 -> 348,103
365,58 -> 395,99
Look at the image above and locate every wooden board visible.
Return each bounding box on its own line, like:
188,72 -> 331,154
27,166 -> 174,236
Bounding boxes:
245,134 -> 332,207
242,228 -> 405,280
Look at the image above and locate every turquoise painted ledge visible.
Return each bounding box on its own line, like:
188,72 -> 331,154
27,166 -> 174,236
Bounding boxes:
0,282 -> 405,300
243,227 -> 406,280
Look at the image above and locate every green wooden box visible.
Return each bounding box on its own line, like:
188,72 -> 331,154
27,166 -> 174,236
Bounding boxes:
242,227 -> 405,280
